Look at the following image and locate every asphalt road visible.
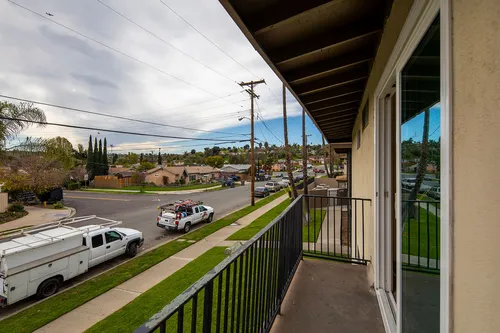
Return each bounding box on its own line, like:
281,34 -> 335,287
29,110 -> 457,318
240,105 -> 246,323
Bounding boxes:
64,181 -> 268,250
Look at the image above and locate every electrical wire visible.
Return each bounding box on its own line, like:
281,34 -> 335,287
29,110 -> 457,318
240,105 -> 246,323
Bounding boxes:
255,101 -> 284,144
0,116 -> 250,142
7,0 -> 234,101
159,0 -> 260,79
96,0 -> 237,84
0,94 -> 249,137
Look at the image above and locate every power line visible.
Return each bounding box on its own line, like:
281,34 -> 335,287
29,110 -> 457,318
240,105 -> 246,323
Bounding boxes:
96,0 -> 237,84
255,101 -> 283,144
7,0 -> 233,101
0,116 -> 250,142
0,94 -> 249,137
159,0 -> 260,79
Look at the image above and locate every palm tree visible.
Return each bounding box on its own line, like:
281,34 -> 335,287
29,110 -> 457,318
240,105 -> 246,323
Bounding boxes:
0,101 -> 46,148
283,84 -> 298,199
322,136 -> 332,178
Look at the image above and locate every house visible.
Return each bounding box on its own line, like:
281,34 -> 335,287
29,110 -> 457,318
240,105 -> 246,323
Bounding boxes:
144,166 -> 187,186
308,155 -> 325,165
184,166 -> 220,183
219,164 -> 251,180
136,2 -> 500,333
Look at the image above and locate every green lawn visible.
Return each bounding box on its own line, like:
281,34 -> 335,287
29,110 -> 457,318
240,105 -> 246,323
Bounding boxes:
0,190 -> 286,333
125,183 -> 219,191
303,209 -> 327,243
227,198 -> 291,241
402,206 -> 440,259
85,247 -> 228,333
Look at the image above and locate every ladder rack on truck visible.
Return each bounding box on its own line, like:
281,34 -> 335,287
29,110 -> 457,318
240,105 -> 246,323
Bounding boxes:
159,200 -> 203,212
0,216 -> 143,306
0,215 -> 122,240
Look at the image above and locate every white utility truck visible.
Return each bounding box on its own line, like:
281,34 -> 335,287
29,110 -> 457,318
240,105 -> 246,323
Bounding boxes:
156,200 -> 214,233
0,216 -> 143,306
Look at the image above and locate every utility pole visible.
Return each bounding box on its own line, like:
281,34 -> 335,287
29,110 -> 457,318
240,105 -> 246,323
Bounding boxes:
240,79 -> 265,206
302,108 -> 309,195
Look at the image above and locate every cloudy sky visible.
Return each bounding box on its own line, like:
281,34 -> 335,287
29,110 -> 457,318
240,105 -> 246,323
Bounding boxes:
0,0 -> 323,153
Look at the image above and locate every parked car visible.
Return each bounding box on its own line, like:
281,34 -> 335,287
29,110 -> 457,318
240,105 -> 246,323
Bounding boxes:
0,218 -> 143,306
229,175 -> 241,181
264,174 -> 272,181
428,186 -> 441,199
221,179 -> 234,187
254,187 -> 270,198
402,178 -> 416,189
157,200 -> 214,233
280,176 -> 290,187
265,181 -> 282,192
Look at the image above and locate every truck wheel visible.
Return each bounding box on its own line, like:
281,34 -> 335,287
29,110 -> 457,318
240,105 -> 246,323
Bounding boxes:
127,242 -> 138,258
207,213 -> 214,223
184,222 -> 191,233
37,277 -> 61,299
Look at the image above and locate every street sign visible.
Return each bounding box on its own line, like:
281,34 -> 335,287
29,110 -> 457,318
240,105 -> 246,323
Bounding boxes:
84,174 -> 89,181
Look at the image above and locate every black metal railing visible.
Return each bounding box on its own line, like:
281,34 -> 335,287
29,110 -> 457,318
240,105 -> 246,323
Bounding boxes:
135,196 -> 304,333
402,199 -> 440,272
302,194 -> 371,264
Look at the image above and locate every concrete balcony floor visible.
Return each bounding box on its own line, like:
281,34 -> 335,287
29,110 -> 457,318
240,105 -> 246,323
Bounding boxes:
271,259 -> 384,333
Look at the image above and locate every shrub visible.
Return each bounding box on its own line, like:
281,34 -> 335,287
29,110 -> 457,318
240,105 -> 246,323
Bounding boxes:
67,182 -> 80,190
53,202 -> 64,209
8,203 -> 25,212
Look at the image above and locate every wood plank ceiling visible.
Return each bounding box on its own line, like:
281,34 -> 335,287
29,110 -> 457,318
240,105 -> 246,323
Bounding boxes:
220,0 -> 394,143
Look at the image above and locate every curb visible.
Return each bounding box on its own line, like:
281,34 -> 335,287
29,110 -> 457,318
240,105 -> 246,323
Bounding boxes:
60,207 -> 76,220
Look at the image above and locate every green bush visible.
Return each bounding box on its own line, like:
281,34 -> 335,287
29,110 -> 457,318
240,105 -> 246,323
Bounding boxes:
53,202 -> 64,209
8,203 -> 25,212
67,182 -> 80,190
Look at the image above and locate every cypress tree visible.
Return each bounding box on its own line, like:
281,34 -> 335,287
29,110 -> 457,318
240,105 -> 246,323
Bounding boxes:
86,135 -> 93,175
103,138 -> 108,175
93,137 -> 98,177
98,139 -> 103,176
158,151 -> 162,165
140,153 -> 144,163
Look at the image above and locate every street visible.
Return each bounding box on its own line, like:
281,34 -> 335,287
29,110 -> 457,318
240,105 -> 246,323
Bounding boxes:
64,181 -> 268,250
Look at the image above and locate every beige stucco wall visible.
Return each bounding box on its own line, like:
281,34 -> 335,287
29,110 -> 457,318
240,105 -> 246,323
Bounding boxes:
452,0 -> 500,331
350,0 -> 414,284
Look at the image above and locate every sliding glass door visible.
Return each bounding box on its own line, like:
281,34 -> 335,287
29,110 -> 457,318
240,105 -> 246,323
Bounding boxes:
399,15 -> 441,333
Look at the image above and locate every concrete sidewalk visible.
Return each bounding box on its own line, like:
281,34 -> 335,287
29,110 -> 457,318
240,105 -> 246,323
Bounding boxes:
35,194 -> 288,333
0,206 -> 75,232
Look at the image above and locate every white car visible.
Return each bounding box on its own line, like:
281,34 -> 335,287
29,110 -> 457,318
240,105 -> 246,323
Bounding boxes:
157,200 -> 214,233
265,181 -> 282,192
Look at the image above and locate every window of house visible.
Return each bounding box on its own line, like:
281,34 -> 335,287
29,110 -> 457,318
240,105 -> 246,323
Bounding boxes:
356,128 -> 361,149
189,175 -> 196,181
91,234 -> 104,248
362,100 -> 369,130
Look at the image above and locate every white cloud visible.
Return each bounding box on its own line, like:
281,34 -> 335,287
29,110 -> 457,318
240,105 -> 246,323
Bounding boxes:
0,0 -> 303,153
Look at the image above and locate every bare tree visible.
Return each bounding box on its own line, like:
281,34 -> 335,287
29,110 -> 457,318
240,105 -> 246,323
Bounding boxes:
283,84 -> 298,198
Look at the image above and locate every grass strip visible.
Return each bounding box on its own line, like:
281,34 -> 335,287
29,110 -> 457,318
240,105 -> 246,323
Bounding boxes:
403,207 -> 440,259
303,208 -> 327,243
0,190 -> 285,333
227,198 -> 291,240
85,247 -> 228,333
182,190 -> 286,241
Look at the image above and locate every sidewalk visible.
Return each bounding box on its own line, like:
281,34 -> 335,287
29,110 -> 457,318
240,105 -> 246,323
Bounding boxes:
35,194 -> 288,333
0,206 -> 75,232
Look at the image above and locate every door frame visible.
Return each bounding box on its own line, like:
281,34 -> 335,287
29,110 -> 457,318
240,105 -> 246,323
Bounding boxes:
373,0 -> 452,332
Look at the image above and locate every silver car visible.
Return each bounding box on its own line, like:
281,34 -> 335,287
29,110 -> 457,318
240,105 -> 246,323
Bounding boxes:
265,181 -> 282,192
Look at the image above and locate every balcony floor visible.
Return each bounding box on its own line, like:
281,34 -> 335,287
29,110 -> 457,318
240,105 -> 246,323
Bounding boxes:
271,259 -> 385,333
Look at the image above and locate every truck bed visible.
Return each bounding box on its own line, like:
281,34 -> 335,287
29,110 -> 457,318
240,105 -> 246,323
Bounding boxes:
5,245 -> 88,277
